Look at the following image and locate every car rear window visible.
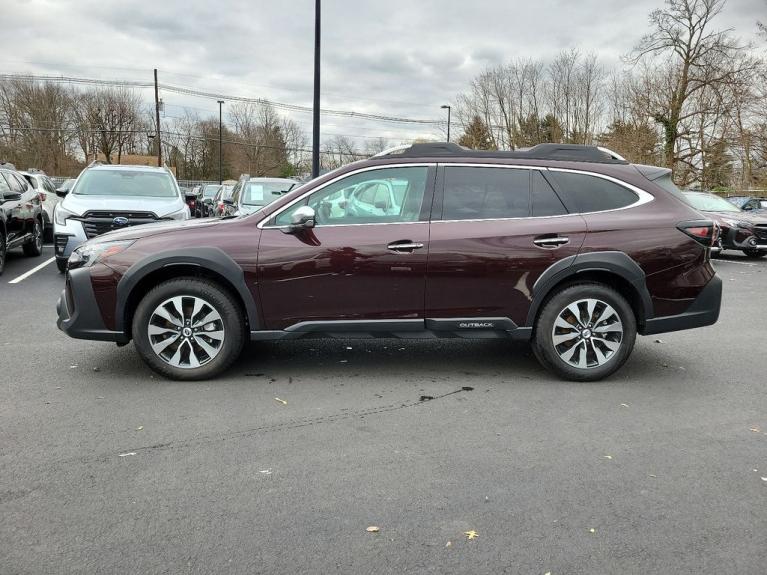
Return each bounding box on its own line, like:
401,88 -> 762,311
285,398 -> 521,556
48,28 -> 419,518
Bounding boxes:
74,170 -> 178,197
532,172 -> 567,217
442,166 -> 530,220
546,171 -> 639,213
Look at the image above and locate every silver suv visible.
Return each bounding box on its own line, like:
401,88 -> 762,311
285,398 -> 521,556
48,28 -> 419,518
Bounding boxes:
19,169 -> 60,241
53,163 -> 190,272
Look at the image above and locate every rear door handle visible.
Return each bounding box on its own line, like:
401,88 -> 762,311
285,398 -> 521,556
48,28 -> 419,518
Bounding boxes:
387,241 -> 424,252
533,236 -> 569,248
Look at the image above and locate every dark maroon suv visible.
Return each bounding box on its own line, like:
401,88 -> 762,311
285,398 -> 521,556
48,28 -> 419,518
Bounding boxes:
57,143 -> 721,381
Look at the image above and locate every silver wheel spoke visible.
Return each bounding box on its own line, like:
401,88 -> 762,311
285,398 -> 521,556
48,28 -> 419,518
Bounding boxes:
592,336 -> 620,353
593,304 -> 617,328
585,299 -> 597,324
553,331 -> 580,346
566,303 -> 584,327
590,340 -> 608,365
552,297 -> 624,369
594,323 -> 622,334
560,340 -> 585,364
148,295 -> 225,370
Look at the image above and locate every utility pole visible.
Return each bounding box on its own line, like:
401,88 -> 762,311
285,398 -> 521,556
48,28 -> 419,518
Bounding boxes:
312,0 -> 321,179
217,100 -> 224,184
441,105 -> 452,142
154,68 -> 162,166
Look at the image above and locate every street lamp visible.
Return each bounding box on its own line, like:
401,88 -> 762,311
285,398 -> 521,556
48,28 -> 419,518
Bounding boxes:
217,100 -> 224,184
441,105 -> 452,142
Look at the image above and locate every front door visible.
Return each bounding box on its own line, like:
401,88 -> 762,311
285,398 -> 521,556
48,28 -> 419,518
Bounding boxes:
257,165 -> 434,330
426,165 -> 587,327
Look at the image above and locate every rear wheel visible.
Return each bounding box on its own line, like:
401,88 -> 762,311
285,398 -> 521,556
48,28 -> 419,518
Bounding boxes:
742,248 -> 766,259
22,219 -> 43,257
532,283 -> 636,382
132,278 -> 245,380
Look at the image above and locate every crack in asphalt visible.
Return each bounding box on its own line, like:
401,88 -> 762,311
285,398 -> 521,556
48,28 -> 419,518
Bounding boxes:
90,386 -> 476,463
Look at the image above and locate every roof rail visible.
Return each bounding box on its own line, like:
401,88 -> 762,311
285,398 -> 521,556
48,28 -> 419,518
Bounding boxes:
370,141 -> 628,164
372,144 -> 412,158
87,159 -> 104,168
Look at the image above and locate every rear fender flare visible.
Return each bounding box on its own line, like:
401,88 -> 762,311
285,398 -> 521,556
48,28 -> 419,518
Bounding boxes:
115,247 -> 259,332
526,251 -> 653,327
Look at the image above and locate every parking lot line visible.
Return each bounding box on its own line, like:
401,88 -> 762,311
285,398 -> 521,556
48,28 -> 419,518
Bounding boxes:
7,256 -> 56,284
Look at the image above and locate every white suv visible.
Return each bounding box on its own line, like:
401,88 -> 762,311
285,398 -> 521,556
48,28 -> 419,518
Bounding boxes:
54,163 -> 190,272
19,169 -> 60,241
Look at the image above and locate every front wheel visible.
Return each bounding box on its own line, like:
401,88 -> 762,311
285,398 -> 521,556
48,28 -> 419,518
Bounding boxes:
742,248 -> 766,259
132,278 -> 245,380
532,283 -> 637,382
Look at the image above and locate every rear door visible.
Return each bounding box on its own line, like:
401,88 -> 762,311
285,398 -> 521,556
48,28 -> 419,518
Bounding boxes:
256,165 -> 435,330
425,165 -> 587,328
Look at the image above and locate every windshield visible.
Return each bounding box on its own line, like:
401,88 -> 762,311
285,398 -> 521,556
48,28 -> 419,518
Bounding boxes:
203,185 -> 220,198
684,192 -> 742,213
73,169 -> 179,197
242,181 -> 296,206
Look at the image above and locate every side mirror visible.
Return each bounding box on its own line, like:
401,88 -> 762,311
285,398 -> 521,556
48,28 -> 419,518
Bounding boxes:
56,188 -> 69,197
1,191 -> 22,202
223,198 -> 233,205
285,205 -> 316,233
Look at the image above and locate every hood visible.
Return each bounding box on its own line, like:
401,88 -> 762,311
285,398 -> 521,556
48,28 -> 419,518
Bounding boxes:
62,193 -> 185,217
702,210 -> 767,225
86,216 -> 230,244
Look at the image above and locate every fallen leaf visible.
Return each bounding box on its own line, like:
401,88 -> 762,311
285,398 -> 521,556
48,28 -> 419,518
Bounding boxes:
750,426 -> 761,433
464,530 -> 479,540
654,339 -> 664,343
259,469 -> 272,475
649,474 -> 657,478
366,526 -> 380,533
69,365 -> 78,369
620,403 -> 629,408
274,397 -> 287,405
346,346 -> 353,350
118,452 -> 136,457
135,426 -> 143,431
761,477 -> 767,482
589,528 -> 596,534
603,455 -> 613,460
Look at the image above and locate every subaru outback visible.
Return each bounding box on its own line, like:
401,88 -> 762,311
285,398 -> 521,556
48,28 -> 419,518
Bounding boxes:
56,143 -> 722,382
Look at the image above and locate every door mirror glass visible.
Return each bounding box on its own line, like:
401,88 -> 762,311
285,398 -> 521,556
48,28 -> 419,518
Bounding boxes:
285,205 -> 316,233
2,191 -> 22,202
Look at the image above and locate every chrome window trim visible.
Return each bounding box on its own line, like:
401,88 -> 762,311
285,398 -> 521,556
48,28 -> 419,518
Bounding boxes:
258,163 -> 433,229
546,167 -> 655,211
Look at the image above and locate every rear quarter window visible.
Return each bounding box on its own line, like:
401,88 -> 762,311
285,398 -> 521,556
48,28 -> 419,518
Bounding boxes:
546,171 -> 639,213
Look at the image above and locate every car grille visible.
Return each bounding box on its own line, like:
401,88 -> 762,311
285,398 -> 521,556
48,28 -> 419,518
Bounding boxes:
76,211 -> 161,239
753,224 -> 767,240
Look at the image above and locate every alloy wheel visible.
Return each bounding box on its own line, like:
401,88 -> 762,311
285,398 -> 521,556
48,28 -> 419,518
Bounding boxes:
147,295 -> 225,369
551,298 -> 624,369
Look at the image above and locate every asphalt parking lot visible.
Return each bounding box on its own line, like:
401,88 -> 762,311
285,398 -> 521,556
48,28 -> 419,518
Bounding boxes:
1,245 -> 766,575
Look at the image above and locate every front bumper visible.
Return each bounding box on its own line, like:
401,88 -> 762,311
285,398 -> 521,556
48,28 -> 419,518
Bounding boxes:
641,275 -> 722,335
57,267 -> 129,343
53,219 -> 87,263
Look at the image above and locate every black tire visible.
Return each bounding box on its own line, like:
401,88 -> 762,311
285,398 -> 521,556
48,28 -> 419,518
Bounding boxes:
56,258 -> 67,273
0,234 -> 6,276
532,282 -> 637,382
22,219 -> 43,257
44,224 -> 54,243
742,248 -> 766,259
132,277 -> 245,380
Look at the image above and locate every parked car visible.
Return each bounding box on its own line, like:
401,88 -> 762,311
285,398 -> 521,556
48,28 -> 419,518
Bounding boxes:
0,164 -> 44,275
179,186 -> 198,218
222,176 -> 298,216
57,142 -> 722,382
212,185 -> 234,216
198,184 -> 221,217
19,169 -> 60,241
725,195 -> 767,213
683,191 -> 767,258
53,162 -> 190,273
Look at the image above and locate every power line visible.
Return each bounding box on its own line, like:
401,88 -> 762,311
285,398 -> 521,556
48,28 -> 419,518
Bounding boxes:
0,73 -> 446,127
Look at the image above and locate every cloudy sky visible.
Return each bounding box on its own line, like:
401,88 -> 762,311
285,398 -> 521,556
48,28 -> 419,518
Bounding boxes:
2,0 -> 764,144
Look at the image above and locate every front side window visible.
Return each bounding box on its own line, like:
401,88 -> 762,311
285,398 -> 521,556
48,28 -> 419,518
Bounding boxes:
547,171 -> 639,213
273,167 -> 428,226
442,166 -> 530,220
73,169 -> 178,197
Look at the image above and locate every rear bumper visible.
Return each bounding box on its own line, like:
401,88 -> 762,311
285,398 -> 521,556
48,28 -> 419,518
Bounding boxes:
641,275 -> 722,336
57,267 -> 129,343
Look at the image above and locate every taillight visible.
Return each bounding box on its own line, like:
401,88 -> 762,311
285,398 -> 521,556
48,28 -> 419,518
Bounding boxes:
38,192 -> 46,202
678,220 -> 716,247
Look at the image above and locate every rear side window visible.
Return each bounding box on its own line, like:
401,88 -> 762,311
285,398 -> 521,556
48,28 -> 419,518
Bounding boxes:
442,167 -> 529,220
547,171 -> 638,213
532,172 -> 567,216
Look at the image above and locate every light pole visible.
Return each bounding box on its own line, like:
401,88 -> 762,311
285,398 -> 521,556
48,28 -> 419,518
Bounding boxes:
217,100 -> 224,184
441,105 -> 452,142
312,0 -> 321,178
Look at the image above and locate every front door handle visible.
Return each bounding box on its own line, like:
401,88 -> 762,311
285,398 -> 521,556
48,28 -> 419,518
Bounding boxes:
387,240 -> 424,252
533,236 -> 569,248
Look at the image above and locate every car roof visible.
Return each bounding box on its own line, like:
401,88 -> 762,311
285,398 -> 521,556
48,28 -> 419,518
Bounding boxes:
244,177 -> 296,183
87,164 -> 169,173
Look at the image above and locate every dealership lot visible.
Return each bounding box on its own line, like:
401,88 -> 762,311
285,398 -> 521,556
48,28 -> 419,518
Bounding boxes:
1,248 -> 766,574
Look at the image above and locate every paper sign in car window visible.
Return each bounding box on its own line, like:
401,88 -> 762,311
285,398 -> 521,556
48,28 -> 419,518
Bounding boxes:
247,184 -> 264,202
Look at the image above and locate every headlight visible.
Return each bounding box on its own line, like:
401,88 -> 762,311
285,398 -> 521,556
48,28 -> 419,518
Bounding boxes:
54,203 -> 78,226
164,207 -> 189,220
721,218 -> 752,229
68,240 -> 135,270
